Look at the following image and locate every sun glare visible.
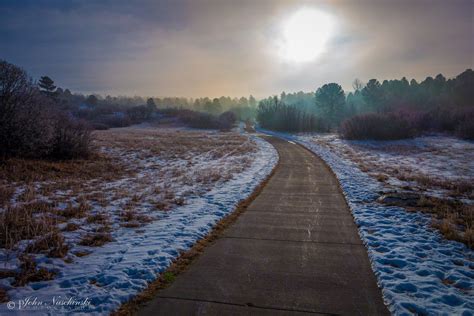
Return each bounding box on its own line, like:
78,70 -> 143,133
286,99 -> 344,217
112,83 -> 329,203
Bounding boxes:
279,8 -> 335,63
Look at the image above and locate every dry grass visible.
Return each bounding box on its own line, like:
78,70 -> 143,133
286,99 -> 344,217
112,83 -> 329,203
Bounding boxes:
73,250 -> 91,257
313,134 -> 474,248
79,233 -> 114,247
25,231 -> 69,258
0,153 -> 127,183
0,205 -> 55,249
0,126 -> 260,290
0,287 -> 9,303
112,152 -> 279,316
13,255 -> 56,287
0,185 -> 14,207
58,202 -> 91,219
62,223 -> 80,232
380,193 -> 474,248
86,212 -> 110,225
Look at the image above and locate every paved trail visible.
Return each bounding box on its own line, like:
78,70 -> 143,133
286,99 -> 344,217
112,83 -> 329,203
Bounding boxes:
140,136 -> 388,315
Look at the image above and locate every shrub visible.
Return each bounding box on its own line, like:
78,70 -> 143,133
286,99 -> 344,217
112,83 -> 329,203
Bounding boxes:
0,60 -> 93,160
95,114 -> 132,128
340,113 -> 416,140
0,61 -> 56,158
90,122 -> 109,130
49,114 -> 92,160
218,111 -> 237,130
160,108 -> 234,130
423,107 -> 474,133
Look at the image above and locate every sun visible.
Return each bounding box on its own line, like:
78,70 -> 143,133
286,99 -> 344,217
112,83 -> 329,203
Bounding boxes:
279,8 -> 335,63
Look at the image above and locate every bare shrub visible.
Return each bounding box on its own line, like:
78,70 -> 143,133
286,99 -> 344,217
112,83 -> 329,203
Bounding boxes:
218,111 -> 237,130
0,60 -> 56,159
0,60 -> 93,160
160,108 -> 235,130
49,114 -> 92,160
340,113 -> 416,140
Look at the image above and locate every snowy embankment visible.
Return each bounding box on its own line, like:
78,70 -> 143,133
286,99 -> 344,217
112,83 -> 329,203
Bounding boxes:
260,129 -> 473,316
0,133 -> 278,315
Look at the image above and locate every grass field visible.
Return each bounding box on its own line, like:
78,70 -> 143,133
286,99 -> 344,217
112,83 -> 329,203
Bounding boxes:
0,125 -> 262,301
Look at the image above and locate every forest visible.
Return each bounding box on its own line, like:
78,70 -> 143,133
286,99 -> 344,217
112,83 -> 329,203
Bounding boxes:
257,69 -> 474,140
1,59 -> 473,163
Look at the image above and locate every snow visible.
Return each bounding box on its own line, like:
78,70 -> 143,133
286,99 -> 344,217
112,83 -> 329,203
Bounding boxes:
0,134 -> 278,315
260,129 -> 474,316
300,133 -> 474,203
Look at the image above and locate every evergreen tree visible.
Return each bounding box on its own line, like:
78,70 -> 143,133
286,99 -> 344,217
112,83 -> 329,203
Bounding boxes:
38,76 -> 57,98
315,83 -> 346,126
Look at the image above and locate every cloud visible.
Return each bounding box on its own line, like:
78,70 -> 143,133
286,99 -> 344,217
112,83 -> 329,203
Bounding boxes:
0,0 -> 472,97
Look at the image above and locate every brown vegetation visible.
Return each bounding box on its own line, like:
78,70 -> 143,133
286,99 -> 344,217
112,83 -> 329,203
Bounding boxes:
0,126 -> 259,292
112,152 -> 279,315
79,233 -> 114,247
13,255 -> 56,287
379,193 -> 473,248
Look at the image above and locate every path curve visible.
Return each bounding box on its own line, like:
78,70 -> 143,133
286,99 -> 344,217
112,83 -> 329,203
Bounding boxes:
139,135 -> 388,315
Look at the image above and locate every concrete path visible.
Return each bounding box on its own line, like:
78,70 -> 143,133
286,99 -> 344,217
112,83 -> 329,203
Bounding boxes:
139,136 -> 388,315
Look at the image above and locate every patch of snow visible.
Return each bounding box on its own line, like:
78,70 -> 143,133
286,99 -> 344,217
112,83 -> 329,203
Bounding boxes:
259,129 -> 473,315
0,135 -> 278,315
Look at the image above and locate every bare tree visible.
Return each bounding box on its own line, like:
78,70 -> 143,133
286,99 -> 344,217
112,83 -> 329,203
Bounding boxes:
1,60 -> 91,159
352,78 -> 364,92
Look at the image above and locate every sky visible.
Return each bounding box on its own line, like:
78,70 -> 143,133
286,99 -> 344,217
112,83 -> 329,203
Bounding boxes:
0,0 -> 472,98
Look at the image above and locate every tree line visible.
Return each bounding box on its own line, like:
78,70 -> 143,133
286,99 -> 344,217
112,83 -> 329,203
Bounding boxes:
257,69 -> 473,139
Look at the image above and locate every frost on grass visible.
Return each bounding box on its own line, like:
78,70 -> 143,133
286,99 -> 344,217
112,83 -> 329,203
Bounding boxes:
275,131 -> 473,315
0,126 -> 278,314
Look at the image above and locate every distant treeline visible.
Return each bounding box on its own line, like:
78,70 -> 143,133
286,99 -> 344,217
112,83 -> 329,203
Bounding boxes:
53,90 -> 258,128
257,69 -> 473,140
257,97 -> 328,132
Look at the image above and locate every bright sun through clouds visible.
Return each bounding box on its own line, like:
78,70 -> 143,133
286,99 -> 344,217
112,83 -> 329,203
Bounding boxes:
279,8 -> 335,63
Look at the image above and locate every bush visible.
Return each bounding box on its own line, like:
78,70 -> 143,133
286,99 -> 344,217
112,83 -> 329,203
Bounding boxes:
94,114 -> 131,128
49,114 -> 92,160
160,108 -> 234,130
91,122 -> 109,130
0,60 -> 92,160
340,113 -> 416,140
218,111 -> 237,130
0,61 -> 56,158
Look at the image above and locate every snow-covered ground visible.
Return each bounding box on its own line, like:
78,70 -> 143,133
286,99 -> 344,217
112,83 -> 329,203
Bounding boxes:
261,130 -> 473,316
0,127 -> 278,315
300,134 -> 474,203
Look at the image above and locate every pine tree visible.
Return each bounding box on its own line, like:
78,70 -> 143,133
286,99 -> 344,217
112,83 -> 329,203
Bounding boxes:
38,76 -> 57,98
